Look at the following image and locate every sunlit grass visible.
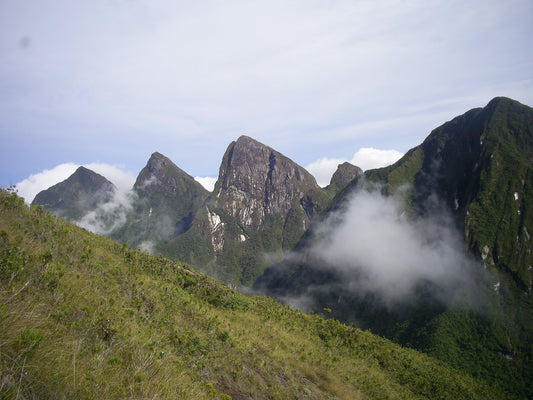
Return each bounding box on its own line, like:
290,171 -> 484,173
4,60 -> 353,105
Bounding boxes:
0,190 -> 515,399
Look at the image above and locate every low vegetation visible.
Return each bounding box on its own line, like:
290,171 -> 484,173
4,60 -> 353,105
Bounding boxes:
0,190 -> 516,399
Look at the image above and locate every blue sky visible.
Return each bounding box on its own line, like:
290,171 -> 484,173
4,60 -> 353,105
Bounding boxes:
1,0 -> 532,199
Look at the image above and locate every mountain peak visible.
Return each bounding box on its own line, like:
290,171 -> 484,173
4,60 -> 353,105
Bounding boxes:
214,136 -> 321,231
134,152 -> 201,194
32,166 -> 115,220
235,135 -> 257,144
148,151 -> 167,162
113,152 -> 210,255
75,165 -> 94,174
228,135 -> 277,161
71,166 -> 113,186
486,96 -> 520,108
327,162 -> 363,193
144,151 -> 178,173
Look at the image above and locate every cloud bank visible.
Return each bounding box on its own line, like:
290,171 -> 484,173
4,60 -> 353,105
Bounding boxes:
309,187 -> 477,306
74,182 -> 136,236
307,147 -> 404,187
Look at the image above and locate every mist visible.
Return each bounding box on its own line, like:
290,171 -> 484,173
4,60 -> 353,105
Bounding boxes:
75,185 -> 136,236
305,186 -> 480,308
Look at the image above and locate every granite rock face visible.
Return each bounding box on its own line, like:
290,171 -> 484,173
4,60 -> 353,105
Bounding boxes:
196,136 -> 333,283
213,135 -> 325,232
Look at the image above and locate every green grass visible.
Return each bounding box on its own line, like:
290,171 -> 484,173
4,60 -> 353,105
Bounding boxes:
0,190 -> 516,399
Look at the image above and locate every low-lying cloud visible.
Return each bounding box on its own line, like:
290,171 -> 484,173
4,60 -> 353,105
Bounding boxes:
75,185 -> 136,236
308,187 -> 478,307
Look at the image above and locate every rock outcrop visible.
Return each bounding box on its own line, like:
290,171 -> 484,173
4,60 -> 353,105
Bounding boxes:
214,135 -> 325,232
197,136 -> 332,283
326,162 -> 363,195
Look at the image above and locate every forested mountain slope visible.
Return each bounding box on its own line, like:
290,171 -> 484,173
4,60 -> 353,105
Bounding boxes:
254,97 -> 533,398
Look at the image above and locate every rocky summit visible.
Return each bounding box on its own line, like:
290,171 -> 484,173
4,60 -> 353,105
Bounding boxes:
111,152 -> 210,253
214,135 -> 322,231
200,136 -> 332,283
326,161 -> 363,194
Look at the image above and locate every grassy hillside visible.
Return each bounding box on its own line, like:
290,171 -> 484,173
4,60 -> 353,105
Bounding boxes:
0,189 -> 513,399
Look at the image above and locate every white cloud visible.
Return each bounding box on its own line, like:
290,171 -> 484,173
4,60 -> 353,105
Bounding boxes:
311,188 -> 476,306
306,157 -> 347,187
351,148 -> 404,171
75,186 -> 136,236
15,163 -> 135,204
306,148 -> 404,187
15,163 -> 79,203
194,176 -> 217,192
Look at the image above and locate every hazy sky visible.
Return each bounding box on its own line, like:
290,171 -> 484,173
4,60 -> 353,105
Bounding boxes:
1,1 -> 532,196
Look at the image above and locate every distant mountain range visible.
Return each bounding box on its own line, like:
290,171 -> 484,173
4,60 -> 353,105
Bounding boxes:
33,135 -> 360,285
32,96 -> 533,397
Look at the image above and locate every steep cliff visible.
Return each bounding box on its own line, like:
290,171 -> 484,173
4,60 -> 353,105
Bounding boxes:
203,136 -> 332,284
213,135 -> 326,231
380,97 -> 533,291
